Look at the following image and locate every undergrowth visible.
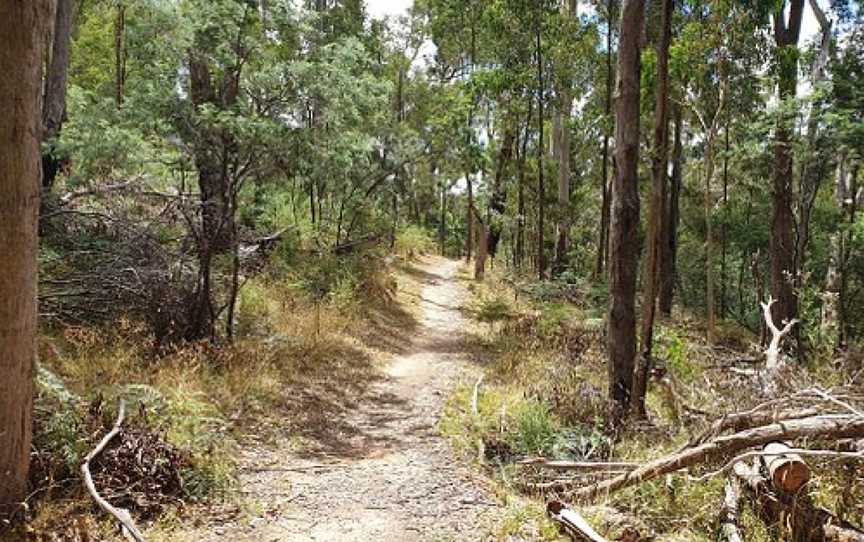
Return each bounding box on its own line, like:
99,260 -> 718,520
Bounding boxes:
446,262 -> 864,542
20,246 -> 404,541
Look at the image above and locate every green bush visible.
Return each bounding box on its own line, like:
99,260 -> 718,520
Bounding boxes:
508,398 -> 558,455
656,326 -> 698,382
33,366 -> 87,472
472,294 -> 514,331
394,225 -> 436,259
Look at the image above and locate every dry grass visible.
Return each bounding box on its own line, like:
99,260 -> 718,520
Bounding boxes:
17,254 -> 422,541
444,262 -> 864,541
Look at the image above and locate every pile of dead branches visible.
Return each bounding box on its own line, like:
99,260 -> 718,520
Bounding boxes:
88,423 -> 187,519
526,386 -> 864,541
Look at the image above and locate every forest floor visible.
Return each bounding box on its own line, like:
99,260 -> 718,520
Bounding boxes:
165,257 -> 503,541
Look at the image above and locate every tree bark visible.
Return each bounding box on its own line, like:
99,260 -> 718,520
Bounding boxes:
705,129 -> 719,344
41,0 -> 76,192
439,181 -> 447,256
466,172 -> 474,262
658,105 -> 682,316
488,121 -> 516,261
186,34 -> 242,341
0,0 -> 48,516
823,156 -> 847,346
607,0 -> 644,425
553,1 -> 577,275
631,0 -> 672,419
475,219 -> 488,280
595,0 -> 615,280
721,123 -> 729,318
535,4 -> 547,279
114,1 -> 126,107
516,101 -> 533,270
770,0 -> 804,351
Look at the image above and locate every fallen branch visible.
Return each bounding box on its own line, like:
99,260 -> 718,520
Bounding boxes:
81,401 -> 148,542
572,415 -> 864,502
810,387 -> 864,419
518,459 -> 638,472
547,501 -> 609,542
688,406 -> 821,447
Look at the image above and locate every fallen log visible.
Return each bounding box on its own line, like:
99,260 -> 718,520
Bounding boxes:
720,476 -> 744,542
81,400 -> 148,542
695,446 -> 864,482
547,501 -> 609,542
689,406 -> 821,446
734,461 -> 864,542
762,442 -> 810,493
573,415 -> 864,502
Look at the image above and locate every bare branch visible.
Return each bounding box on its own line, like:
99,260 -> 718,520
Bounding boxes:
81,401 -> 148,542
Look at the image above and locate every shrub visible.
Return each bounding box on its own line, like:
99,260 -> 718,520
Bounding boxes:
508,398 -> 558,455
32,366 -> 87,475
472,294 -> 514,332
394,225 -> 436,259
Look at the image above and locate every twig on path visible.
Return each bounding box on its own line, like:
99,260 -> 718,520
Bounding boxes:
243,464 -> 348,473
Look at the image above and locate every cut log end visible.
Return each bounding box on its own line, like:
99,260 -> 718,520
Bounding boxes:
763,442 -> 811,493
770,458 -> 810,492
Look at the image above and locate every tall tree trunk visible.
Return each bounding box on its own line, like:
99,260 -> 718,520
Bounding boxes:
466,173 -> 474,262
41,0 -> 75,192
0,0 -> 47,515
631,0 -> 672,420
770,0 -> 804,349
114,1 -> 126,107
475,214 -> 488,280
799,1 -> 832,349
516,101 -> 533,270
822,156 -> 847,347
552,97 -> 572,274
595,0 -> 615,280
488,121 -> 516,261
186,42 -> 240,341
440,181 -> 447,256
838,163 -> 859,347
607,0 -> 644,425
658,105 -> 682,316
721,123 -> 729,319
536,4 -> 546,279
553,1 -> 577,274
705,130 -> 719,343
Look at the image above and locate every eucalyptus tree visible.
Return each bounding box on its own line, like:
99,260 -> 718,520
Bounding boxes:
822,15 -> 864,346
42,0 -> 77,192
632,0 -> 672,420
770,0 -> 805,346
607,0 -> 644,424
0,0 -> 50,515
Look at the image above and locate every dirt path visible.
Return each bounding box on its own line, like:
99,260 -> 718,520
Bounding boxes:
185,258 -> 500,541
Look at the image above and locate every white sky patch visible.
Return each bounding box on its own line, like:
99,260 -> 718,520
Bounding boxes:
367,0 -> 413,19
